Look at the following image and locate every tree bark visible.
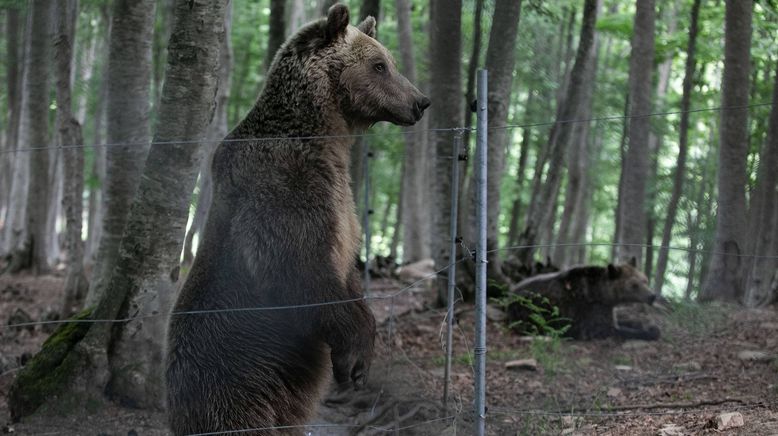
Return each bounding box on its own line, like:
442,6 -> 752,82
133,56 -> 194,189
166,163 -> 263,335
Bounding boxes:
429,0 -> 462,305
506,91 -> 534,247
9,0 -> 54,275
84,0 -> 156,307
85,6 -> 111,264
360,0 -> 380,22
644,2 -> 678,279
396,0 -> 430,262
700,0 -> 752,303
103,0 -> 226,407
482,0 -> 523,281
652,0 -> 700,295
266,0 -> 286,71
182,1 -> 233,268
616,0 -> 656,265
554,6 -> 602,266
55,0 -> 89,315
742,63 -> 778,306
0,7 -> 23,251
1,7 -> 25,256
515,0 -> 598,265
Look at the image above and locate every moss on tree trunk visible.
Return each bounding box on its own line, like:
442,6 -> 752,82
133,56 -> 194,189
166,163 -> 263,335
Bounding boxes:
8,308 -> 96,421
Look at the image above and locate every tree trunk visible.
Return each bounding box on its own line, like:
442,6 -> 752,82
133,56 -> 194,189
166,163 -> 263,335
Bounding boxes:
360,0 -> 380,22
0,7 -> 23,251
515,0 -> 598,265
9,0 -> 228,418
616,0 -> 656,265
700,0 -> 752,303
85,9 -> 110,264
182,1 -> 233,268
429,0 -> 462,305
1,7 -> 25,256
152,0 -> 174,112
652,0 -> 700,295
103,0 -> 226,406
84,0 -> 156,307
554,7 -> 601,266
9,0 -> 54,275
396,0 -> 429,262
482,0 -> 523,281
612,92 -> 630,261
266,0 -> 286,71
506,92 -> 534,246
55,0 -> 89,315
742,64 -> 778,306
644,1 -> 679,280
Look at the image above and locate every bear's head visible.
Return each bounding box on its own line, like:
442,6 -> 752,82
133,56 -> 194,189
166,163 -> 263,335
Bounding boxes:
601,258 -> 656,306
275,4 -> 430,129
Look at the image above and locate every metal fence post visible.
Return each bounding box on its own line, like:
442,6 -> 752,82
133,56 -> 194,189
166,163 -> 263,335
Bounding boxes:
362,139 -> 371,295
474,69 -> 488,436
443,131 -> 463,408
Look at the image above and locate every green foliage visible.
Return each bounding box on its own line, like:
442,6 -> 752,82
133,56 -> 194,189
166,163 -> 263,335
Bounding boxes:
492,291 -> 570,375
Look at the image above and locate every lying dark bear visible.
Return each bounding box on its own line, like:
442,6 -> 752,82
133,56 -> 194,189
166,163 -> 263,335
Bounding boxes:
505,260 -> 660,340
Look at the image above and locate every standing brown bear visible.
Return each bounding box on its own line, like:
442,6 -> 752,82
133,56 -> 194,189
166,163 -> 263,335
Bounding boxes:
165,5 -> 429,435
505,259 -> 660,340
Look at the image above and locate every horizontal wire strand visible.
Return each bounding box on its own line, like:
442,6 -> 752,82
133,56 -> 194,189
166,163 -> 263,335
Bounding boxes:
0,101 -> 772,154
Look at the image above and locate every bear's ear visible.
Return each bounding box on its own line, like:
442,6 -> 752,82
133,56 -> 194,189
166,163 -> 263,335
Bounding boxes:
358,16 -> 377,38
628,256 -> 637,268
326,4 -> 350,41
607,263 -> 620,279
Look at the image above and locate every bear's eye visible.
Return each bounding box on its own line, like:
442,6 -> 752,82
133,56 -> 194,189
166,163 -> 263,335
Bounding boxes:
374,62 -> 386,73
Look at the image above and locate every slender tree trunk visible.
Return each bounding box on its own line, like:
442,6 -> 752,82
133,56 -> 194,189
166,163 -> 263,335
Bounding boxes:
429,0 -> 462,304
742,63 -> 778,306
506,92 -> 534,246
104,0 -> 227,406
616,0 -> 656,265
55,0 -> 89,315
481,0 -> 523,281
84,0 -> 156,307
612,92 -> 630,261
182,2 -> 233,268
396,0 -> 429,262
653,0 -> 701,295
8,0 -> 228,417
0,8 -> 23,251
266,0 -> 286,71
85,9 -> 110,264
458,0 -> 484,206
152,0 -> 174,112
554,7 -> 601,266
1,7 -> 25,256
9,0 -> 54,275
515,0 -> 598,265
700,0 -> 752,303
360,0 -> 380,22
644,1 -> 679,279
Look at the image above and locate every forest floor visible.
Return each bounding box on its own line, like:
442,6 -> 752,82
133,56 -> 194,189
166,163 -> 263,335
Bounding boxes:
1,273 -> 777,435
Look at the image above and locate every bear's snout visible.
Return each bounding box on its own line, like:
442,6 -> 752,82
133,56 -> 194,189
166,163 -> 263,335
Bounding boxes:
646,293 -> 656,305
413,96 -> 431,121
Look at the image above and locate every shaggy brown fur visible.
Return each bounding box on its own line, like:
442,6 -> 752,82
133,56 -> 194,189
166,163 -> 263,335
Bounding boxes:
505,260 -> 660,340
165,5 -> 429,435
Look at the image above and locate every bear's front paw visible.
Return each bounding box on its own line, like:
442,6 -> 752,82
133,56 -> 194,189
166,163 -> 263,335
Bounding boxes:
332,346 -> 371,390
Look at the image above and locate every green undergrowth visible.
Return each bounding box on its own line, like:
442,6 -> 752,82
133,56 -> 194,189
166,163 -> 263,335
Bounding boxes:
8,307 -> 94,421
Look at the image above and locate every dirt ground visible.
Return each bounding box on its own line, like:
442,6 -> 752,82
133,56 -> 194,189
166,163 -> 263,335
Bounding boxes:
1,273 -> 777,435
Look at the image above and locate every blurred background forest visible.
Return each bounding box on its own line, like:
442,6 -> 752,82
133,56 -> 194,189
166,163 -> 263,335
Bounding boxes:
0,0 -> 777,434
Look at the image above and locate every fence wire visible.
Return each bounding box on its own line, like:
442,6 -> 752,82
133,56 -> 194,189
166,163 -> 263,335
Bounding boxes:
0,101 -> 772,154
1,98 -> 776,435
